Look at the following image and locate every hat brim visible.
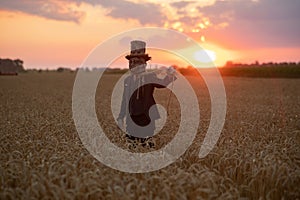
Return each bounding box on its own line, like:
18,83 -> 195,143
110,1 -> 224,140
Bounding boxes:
125,54 -> 151,61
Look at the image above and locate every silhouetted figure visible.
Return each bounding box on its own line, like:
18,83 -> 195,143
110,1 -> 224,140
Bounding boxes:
117,40 -> 176,146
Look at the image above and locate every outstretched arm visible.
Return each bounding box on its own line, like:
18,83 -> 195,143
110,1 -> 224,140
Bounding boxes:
152,66 -> 177,88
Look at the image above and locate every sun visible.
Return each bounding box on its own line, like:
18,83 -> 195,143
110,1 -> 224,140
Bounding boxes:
193,49 -> 216,63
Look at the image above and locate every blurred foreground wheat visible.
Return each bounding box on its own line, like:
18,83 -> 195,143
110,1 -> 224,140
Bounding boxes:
0,72 -> 299,199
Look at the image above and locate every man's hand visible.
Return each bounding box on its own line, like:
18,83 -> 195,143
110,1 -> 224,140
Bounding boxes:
167,66 -> 176,76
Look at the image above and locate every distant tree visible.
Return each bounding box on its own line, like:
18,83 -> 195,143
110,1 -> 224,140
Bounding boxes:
56,67 -> 72,72
14,59 -> 25,72
57,67 -> 65,72
0,58 -> 25,75
225,61 -> 234,67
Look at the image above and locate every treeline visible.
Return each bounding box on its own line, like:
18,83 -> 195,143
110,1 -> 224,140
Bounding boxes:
172,62 -> 300,78
4,58 -> 300,78
219,61 -> 300,78
30,62 -> 300,78
0,58 -> 25,75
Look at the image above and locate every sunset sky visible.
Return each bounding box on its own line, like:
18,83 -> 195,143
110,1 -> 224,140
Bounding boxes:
0,0 -> 299,69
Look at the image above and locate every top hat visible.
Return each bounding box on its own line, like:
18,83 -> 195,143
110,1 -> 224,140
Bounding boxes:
125,40 -> 151,61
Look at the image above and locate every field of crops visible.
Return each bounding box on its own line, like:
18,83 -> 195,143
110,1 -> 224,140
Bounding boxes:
0,72 -> 299,199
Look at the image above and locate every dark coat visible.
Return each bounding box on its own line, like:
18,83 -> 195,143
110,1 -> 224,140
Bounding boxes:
118,72 -> 176,134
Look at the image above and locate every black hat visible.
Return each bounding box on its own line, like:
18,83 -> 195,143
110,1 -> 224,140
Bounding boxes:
125,40 -> 151,61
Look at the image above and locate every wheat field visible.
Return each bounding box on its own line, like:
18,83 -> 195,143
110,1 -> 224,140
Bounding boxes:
0,72 -> 299,199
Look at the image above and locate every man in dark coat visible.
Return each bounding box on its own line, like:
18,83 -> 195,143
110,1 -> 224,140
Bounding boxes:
117,40 -> 176,142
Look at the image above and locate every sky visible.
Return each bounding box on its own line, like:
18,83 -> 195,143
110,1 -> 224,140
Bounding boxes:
0,0 -> 299,69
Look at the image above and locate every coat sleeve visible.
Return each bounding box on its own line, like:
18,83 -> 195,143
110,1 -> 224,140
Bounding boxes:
117,80 -> 127,120
151,73 -> 177,88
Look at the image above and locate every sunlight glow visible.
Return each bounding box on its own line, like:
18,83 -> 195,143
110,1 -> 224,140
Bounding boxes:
194,50 -> 216,63
201,36 -> 206,42
198,23 -> 206,29
172,22 -> 181,29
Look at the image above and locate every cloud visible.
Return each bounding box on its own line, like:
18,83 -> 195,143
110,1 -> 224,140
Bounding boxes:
197,0 -> 300,48
0,0 -> 85,23
167,0 -> 300,48
0,0 -> 166,25
170,1 -> 195,9
199,0 -> 300,22
83,0 -> 166,25
1,0 -> 299,48
177,16 -> 199,26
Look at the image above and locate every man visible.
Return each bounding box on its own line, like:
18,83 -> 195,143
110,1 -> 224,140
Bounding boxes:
117,40 -> 176,146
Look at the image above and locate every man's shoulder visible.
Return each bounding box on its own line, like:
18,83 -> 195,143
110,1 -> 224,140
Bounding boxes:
123,74 -> 132,83
144,71 -> 156,80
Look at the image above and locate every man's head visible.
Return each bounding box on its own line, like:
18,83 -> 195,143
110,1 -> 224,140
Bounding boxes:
126,40 -> 151,73
129,57 -> 146,74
